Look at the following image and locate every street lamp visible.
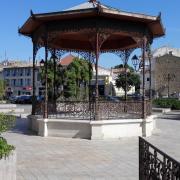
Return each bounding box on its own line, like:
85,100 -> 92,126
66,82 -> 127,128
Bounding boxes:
131,55 -> 141,72
164,73 -> 176,98
40,59 -> 45,67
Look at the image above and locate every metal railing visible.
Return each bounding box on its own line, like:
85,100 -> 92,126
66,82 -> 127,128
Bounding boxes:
35,100 -> 152,120
139,137 -> 180,180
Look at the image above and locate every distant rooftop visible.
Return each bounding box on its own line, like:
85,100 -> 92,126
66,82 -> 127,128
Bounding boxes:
153,46 -> 180,57
60,54 -> 75,66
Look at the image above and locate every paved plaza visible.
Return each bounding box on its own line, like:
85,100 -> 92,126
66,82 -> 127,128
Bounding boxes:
3,111 -> 180,180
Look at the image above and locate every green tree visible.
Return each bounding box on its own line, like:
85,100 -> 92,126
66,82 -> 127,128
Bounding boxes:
115,68 -> 140,93
0,80 -> 5,100
40,57 -> 93,100
65,57 -> 92,99
40,60 -> 54,101
114,64 -> 134,72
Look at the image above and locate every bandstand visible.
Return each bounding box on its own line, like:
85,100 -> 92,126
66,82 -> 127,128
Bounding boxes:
19,0 -> 165,139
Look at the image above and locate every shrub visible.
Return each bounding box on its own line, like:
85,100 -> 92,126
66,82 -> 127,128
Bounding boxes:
0,113 -> 16,159
0,137 -> 15,159
153,98 -> 180,110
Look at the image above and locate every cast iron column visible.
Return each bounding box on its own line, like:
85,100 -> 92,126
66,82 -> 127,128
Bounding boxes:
32,42 -> 36,115
44,39 -> 48,119
142,37 -> 147,136
147,43 -> 152,100
88,52 -> 91,103
53,49 -> 56,112
95,33 -> 100,120
148,43 -> 152,115
124,51 -> 128,101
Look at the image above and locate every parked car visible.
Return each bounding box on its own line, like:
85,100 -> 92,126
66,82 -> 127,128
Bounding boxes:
131,93 -> 143,100
105,95 -> 120,102
16,95 -> 32,104
9,96 -> 20,103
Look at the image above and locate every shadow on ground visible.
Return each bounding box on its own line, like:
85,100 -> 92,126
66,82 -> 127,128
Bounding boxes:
11,117 -> 37,136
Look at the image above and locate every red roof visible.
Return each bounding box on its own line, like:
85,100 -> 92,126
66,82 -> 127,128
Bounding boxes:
60,54 -> 75,66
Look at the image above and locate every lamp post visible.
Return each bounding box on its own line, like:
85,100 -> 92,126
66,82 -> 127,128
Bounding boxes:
40,59 -> 45,67
131,55 -> 141,96
131,55 -> 141,72
164,73 -> 176,98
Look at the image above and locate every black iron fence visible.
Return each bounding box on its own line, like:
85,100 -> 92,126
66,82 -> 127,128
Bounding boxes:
35,100 -> 152,120
139,137 -> 180,180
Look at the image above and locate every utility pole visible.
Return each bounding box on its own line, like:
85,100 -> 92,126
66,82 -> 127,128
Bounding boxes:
4,50 -> 7,61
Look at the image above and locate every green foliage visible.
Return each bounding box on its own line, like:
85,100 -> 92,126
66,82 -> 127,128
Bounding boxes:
40,60 -> 56,100
0,137 -> 15,159
0,80 -> 5,100
0,113 -> 16,134
153,98 -> 180,110
0,113 -> 16,159
66,57 -> 92,99
40,57 -> 93,100
115,72 -> 140,92
113,64 -> 134,72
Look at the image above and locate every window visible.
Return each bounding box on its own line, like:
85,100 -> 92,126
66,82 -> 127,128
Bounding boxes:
25,68 -> 31,76
19,69 -> 23,76
17,79 -> 23,86
4,69 -> 10,77
11,79 -> 16,86
147,77 -> 150,82
20,79 -> 23,86
25,79 -> 31,86
27,79 -> 31,86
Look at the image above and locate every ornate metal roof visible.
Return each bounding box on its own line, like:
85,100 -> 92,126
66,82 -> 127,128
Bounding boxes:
64,1 -> 117,12
18,0 -> 165,52
19,0 -> 165,38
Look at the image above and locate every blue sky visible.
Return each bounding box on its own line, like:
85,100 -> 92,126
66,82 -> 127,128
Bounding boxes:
0,0 -> 179,68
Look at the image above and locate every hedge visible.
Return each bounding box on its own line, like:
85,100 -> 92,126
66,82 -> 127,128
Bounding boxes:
153,98 -> 180,110
0,113 -> 16,159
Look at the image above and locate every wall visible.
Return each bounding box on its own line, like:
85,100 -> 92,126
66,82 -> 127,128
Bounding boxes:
33,116 -> 155,140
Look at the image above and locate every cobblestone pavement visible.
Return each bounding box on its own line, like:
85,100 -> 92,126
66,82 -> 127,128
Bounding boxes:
3,111 -> 180,180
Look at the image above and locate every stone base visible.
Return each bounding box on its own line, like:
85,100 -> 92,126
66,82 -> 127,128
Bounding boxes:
28,115 -> 156,140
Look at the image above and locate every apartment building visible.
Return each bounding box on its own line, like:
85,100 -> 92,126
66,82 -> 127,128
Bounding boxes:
3,63 -> 42,97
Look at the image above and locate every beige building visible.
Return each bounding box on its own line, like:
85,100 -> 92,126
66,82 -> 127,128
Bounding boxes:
153,53 -> 180,97
3,63 -> 42,97
142,47 -> 180,98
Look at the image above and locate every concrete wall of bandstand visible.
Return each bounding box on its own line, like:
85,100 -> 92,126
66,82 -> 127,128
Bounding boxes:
28,115 -> 156,139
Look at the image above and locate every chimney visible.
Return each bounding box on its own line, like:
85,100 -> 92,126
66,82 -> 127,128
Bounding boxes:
169,51 -> 173,56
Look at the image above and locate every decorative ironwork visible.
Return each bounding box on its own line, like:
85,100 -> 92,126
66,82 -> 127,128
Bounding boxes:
139,137 -> 180,180
35,100 -> 151,120
114,49 -> 135,101
78,51 -> 95,64
114,49 -> 135,65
